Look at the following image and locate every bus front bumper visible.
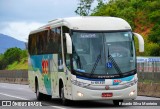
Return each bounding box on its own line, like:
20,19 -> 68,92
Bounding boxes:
71,83 -> 137,100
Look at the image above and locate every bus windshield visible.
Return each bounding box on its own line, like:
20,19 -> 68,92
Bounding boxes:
71,31 -> 136,76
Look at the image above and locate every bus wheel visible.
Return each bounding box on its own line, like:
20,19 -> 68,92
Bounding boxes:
113,100 -> 123,106
60,87 -> 68,105
36,82 -> 43,100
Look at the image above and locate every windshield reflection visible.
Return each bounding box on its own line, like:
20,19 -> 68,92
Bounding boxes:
71,31 -> 136,75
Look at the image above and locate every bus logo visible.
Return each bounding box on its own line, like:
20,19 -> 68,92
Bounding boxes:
42,59 -> 48,74
105,85 -> 109,90
114,79 -> 122,83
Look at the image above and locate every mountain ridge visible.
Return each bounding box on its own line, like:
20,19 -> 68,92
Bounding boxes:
0,33 -> 25,53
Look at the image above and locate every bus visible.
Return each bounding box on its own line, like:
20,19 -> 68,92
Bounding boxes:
28,17 -> 144,105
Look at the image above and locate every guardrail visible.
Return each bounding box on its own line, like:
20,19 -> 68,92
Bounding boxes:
0,69 -> 160,97
138,72 -> 160,83
137,57 -> 160,73
0,70 -> 28,85
138,82 -> 160,98
1,70 -> 159,84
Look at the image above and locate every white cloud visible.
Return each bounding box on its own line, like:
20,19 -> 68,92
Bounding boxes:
0,0 -> 79,42
0,0 -> 78,22
0,22 -> 44,42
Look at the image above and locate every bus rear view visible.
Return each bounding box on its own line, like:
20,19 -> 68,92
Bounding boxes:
28,17 -> 144,105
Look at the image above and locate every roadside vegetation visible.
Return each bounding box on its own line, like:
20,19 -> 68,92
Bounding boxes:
0,47 -> 28,70
1,0 -> 160,70
76,0 -> 160,56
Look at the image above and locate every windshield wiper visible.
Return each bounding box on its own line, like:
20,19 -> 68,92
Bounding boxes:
90,50 -> 101,77
108,47 -> 123,77
73,46 -> 82,69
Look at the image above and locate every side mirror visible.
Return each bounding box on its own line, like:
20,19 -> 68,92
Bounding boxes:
133,32 -> 144,52
65,33 -> 72,54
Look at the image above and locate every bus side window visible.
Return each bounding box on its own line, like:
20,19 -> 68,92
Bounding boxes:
65,54 -> 71,70
58,54 -> 64,72
55,27 -> 63,72
31,34 -> 37,55
28,35 -> 32,55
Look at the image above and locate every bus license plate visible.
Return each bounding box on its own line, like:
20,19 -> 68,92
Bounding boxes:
102,93 -> 113,97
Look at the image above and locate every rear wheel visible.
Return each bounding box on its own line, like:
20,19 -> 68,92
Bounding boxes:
113,100 -> 123,106
36,81 -> 43,100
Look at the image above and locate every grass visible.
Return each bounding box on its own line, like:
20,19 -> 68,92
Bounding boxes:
6,57 -> 28,70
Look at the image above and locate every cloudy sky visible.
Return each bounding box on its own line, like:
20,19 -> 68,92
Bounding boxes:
0,0 -> 81,42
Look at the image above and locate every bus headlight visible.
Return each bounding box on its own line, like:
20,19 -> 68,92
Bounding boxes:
71,80 -> 90,87
77,92 -> 84,97
129,90 -> 135,96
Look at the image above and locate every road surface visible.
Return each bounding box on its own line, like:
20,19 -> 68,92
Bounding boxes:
0,83 -> 160,109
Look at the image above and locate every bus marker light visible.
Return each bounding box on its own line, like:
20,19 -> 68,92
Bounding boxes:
102,93 -> 113,97
45,26 -> 50,30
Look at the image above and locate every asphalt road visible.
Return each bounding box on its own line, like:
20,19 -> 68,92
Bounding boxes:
0,83 -> 160,109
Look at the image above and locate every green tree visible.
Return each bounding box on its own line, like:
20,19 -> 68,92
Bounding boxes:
149,10 -> 160,22
148,24 -> 160,43
92,0 -> 105,12
145,42 -> 160,56
0,54 -> 7,69
20,50 -> 28,59
75,0 -> 94,16
4,47 -> 22,64
0,59 -> 7,69
0,48 -> 28,70
91,0 -> 160,56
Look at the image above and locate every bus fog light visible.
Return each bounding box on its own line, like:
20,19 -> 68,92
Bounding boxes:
77,92 -> 83,97
129,90 -> 135,96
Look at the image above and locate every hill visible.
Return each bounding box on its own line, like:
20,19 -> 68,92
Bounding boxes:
0,33 -> 26,53
0,47 -> 28,70
6,57 -> 28,70
91,0 -> 160,56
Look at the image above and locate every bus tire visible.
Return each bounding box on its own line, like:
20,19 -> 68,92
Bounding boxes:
113,100 -> 123,106
60,87 -> 68,105
36,81 -> 43,101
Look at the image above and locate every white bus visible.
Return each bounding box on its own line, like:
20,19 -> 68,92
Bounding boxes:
28,17 -> 144,105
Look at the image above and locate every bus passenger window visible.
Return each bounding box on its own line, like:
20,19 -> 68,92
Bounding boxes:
58,54 -> 64,72
65,54 -> 71,70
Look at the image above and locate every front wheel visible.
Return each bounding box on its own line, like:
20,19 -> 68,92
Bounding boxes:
113,100 -> 123,106
60,87 -> 69,105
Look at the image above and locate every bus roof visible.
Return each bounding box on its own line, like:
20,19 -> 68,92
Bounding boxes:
30,16 -> 132,34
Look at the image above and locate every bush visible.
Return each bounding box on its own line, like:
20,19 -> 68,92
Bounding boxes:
4,47 -> 22,64
148,24 -> 160,43
0,55 -> 7,69
0,47 -> 28,70
145,42 -> 160,56
149,10 -> 160,22
91,0 -> 160,56
20,50 -> 28,59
